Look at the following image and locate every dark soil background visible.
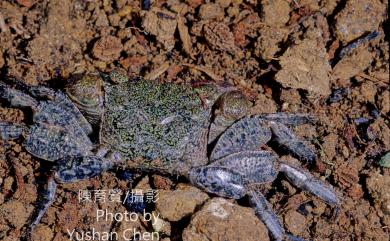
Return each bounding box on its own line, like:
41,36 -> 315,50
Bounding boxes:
0,0 -> 389,240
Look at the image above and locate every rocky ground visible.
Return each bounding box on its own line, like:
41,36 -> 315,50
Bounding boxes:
0,0 -> 389,240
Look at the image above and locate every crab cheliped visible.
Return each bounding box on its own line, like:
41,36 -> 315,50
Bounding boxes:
0,72 -> 340,241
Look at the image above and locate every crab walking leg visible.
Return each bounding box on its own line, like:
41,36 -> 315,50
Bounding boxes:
6,78 -> 57,99
280,163 -> 340,206
209,151 -> 279,184
188,166 -> 247,199
269,121 -> 316,164
0,122 -> 27,140
259,113 -> 315,126
248,189 -> 306,241
247,189 -> 285,241
54,155 -> 117,183
26,175 -> 57,238
0,82 -> 39,109
189,155 -> 306,241
189,150 -> 281,198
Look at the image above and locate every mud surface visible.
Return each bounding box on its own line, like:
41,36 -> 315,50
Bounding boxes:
0,0 -> 389,240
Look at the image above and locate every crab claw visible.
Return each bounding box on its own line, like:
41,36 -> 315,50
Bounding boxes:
188,166 -> 246,199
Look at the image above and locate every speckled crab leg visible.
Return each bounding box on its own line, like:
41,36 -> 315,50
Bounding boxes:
248,189 -> 306,241
54,155 -> 117,183
0,122 -> 27,140
189,151 -> 280,199
280,163 -> 340,207
6,78 -> 57,100
189,151 -> 307,241
258,113 -> 315,126
209,114 -> 317,164
269,121 -> 317,164
26,175 -> 57,240
0,81 -> 39,109
25,155 -> 117,240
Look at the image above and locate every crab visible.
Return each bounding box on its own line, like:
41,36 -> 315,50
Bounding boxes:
0,72 -> 340,241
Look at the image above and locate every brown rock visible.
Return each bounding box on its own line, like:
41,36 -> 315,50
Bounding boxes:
332,47 -> 373,81
198,3 -> 224,20
334,163 -> 359,190
120,55 -> 147,68
24,0 -> 91,83
17,0 -> 34,8
284,210 -> 307,235
322,133 -> 338,161
142,9 -> 177,50
183,198 -> 269,241
335,0 -> 386,43
255,26 -> 289,60
359,81 -> 377,103
233,13 -> 262,47
31,224 -> 53,241
152,175 -> 173,190
251,94 -> 278,114
156,184 -> 209,221
0,200 -> 30,229
279,88 -> 301,105
366,173 -> 390,225
261,0 -> 291,27
377,90 -> 390,114
275,38 -> 331,95
93,36 -> 123,61
216,0 -> 232,8
95,10 -> 109,27
347,183 -> 364,200
204,22 -> 237,53
151,211 -> 171,235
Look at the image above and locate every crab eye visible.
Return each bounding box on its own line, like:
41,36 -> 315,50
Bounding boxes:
218,91 -> 251,120
66,75 -> 103,125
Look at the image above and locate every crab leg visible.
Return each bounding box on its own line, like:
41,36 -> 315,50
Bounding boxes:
190,151 -> 280,198
0,122 -> 27,140
259,113 -> 315,126
189,152 -> 307,241
26,155 -> 117,238
0,82 -> 39,109
188,166 -> 246,199
280,163 -> 340,206
5,79 -> 57,100
54,155 -> 117,183
269,122 -> 316,164
26,175 -> 57,239
248,189 -> 286,241
209,151 -> 279,184
248,189 -> 307,241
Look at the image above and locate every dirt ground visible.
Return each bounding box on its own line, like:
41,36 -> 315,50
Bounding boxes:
0,0 -> 389,240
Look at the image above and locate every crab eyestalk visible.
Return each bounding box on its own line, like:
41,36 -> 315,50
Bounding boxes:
65,75 -> 104,126
215,90 -> 252,121
209,90 -> 252,143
